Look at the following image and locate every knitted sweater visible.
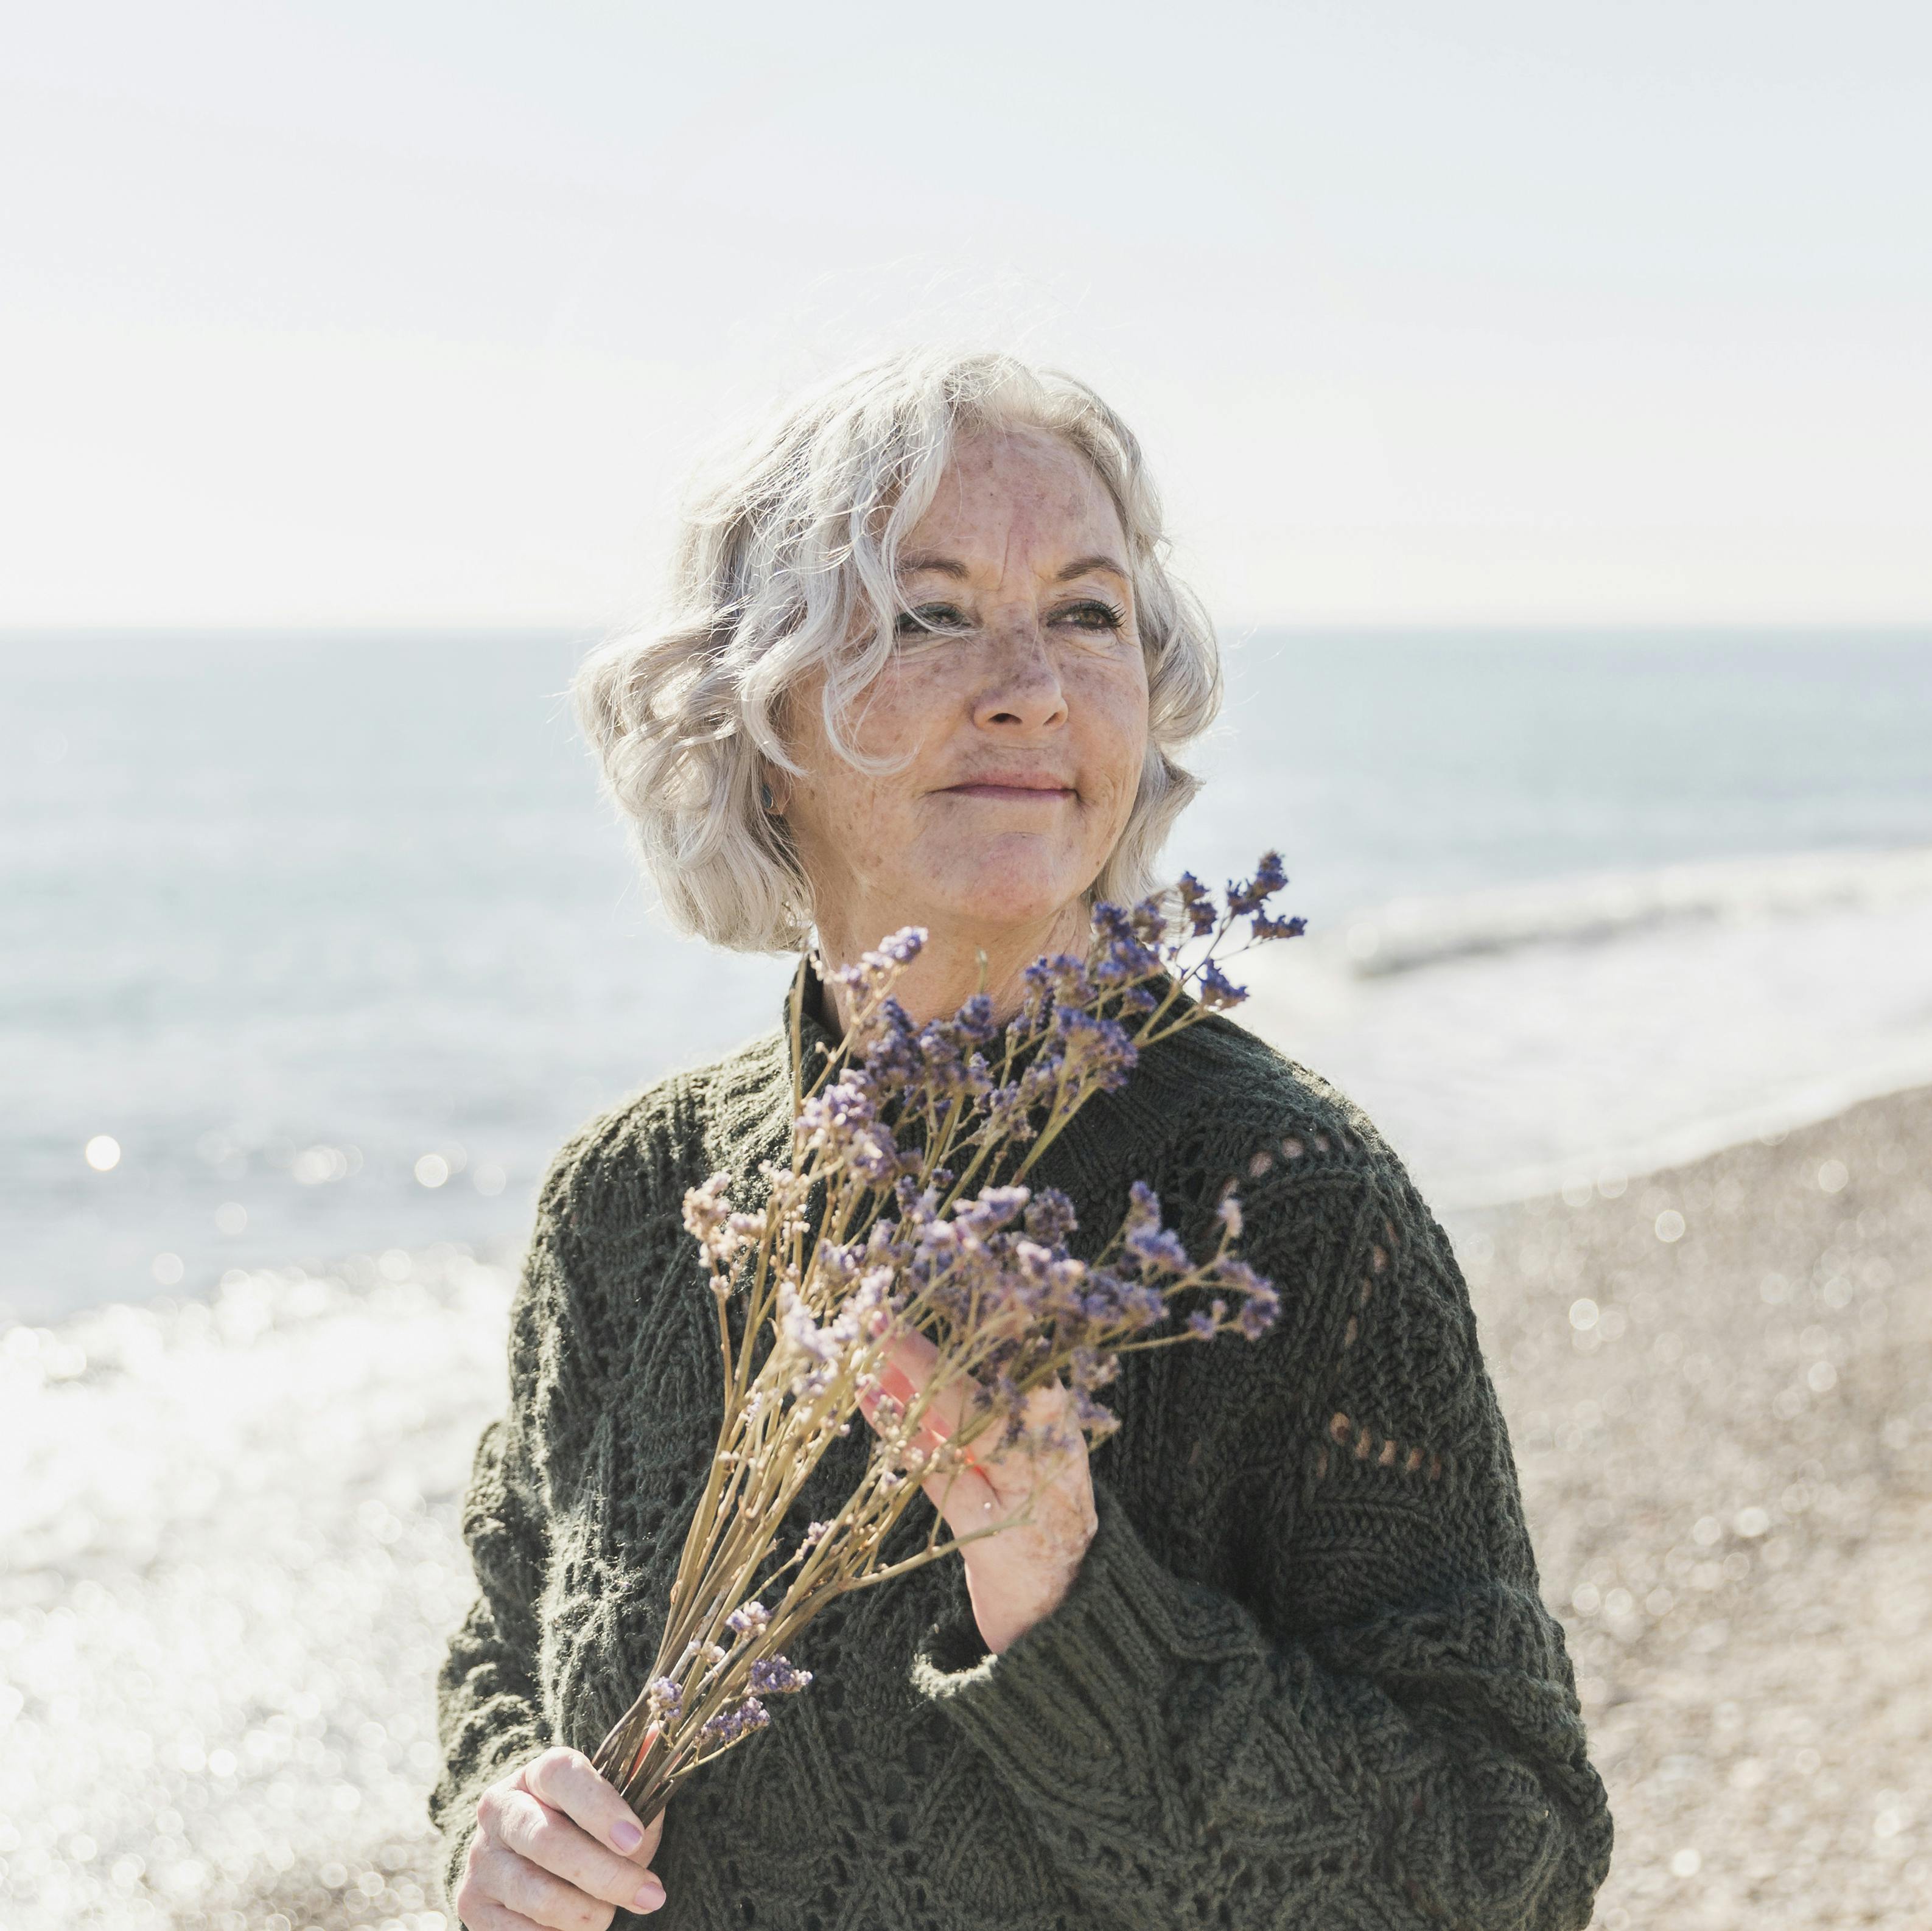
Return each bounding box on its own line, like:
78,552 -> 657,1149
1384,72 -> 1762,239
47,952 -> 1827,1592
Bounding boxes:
431,960 -> 1613,1929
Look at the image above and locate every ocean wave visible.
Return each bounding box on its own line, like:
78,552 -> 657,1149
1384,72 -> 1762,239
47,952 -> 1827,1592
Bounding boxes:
1237,854 -> 1932,1210
1329,844 -> 1932,978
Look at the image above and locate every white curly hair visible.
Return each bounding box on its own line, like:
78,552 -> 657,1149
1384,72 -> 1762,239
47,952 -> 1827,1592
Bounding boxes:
572,347 -> 1224,954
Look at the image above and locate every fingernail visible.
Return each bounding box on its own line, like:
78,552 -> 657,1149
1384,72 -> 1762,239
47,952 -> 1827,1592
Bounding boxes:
611,1818 -> 643,1852
634,1877 -> 667,1911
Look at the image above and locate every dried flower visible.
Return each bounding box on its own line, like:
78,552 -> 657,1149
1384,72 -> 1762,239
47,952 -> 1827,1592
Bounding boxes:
587,856 -> 1306,1823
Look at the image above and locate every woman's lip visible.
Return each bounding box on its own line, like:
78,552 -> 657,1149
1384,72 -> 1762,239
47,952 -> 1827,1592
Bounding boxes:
941,782 -> 1076,799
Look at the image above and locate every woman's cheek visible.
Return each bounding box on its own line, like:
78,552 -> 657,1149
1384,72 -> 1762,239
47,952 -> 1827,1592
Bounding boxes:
1087,665 -> 1150,823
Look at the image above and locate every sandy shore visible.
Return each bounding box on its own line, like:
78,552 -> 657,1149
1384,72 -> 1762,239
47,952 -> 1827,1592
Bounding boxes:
1446,1082 -> 1932,1927
4,1089 -> 1927,1929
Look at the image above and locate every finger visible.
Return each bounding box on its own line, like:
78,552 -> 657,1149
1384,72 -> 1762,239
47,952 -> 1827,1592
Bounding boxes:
473,1839 -> 623,1929
457,1891 -> 550,1931
861,1364 -> 987,1488
486,1786 -> 663,1914
853,1358 -> 994,1534
921,1450 -> 1006,1534
867,1332 -> 981,1462
519,1746 -> 662,1865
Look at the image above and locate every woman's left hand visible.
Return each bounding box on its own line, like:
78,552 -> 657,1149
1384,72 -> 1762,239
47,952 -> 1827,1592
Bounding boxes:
856,1328 -> 1097,1655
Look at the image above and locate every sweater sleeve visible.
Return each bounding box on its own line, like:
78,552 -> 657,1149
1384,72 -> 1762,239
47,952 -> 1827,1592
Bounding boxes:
427,1137 -> 622,1916
909,1139 -> 1613,1930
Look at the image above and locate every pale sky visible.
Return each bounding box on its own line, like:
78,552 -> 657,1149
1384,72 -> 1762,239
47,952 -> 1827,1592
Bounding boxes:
3,1 -> 1928,627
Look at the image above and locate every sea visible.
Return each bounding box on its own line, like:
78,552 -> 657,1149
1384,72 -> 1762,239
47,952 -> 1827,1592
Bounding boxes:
3,627 -> 1931,1924
5,627 -> 1932,1325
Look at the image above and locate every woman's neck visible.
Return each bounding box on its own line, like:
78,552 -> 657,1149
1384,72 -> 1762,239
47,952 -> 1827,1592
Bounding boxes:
814,899 -> 1091,1040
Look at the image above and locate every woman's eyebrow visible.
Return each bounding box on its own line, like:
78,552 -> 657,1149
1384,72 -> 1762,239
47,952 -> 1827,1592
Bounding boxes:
1054,554 -> 1129,585
896,554 -> 1129,585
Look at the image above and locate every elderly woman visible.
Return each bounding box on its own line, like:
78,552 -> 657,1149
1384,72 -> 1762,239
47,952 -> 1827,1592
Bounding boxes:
430,351 -> 1612,1930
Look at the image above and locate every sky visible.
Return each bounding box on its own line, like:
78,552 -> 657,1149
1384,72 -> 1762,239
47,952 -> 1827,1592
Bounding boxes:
2,0 -> 1928,629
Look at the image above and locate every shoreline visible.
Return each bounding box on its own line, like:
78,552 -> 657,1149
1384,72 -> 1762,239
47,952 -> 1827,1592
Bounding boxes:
2,1084 -> 1927,1926
1432,1050 -> 1932,1212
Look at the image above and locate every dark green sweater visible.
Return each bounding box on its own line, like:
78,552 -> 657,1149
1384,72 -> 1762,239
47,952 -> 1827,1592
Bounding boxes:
431,962 -> 1612,1929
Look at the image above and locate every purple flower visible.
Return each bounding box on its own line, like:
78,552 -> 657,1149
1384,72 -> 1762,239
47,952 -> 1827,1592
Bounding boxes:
857,996 -> 920,1084
981,1081 -> 1041,1144
1069,1385 -> 1116,1432
682,1173 -> 747,1265
1052,1006 -> 1137,1091
1234,1282 -> 1281,1338
794,1075 -> 905,1183
1125,1223 -> 1191,1274
1227,851 -> 1289,918
1186,1310 -> 1216,1339
1079,1280 -> 1122,1325
1124,1179 -> 1161,1235
699,1697 -> 772,1745
1127,896 -> 1168,946
814,1240 -> 862,1286
796,1077 -> 877,1145
852,1266 -> 897,1337
748,1654 -> 814,1695
1175,872 -> 1217,937
1065,1345 -> 1116,1390
1251,911 -> 1307,942
1089,903 -> 1161,986
833,928 -> 926,993
951,993 -> 997,1045
1023,1187 -> 1079,1246
849,1124 -> 905,1185
725,1600 -> 771,1637
1195,959 -> 1247,1010
1023,952 -> 1097,1014
954,1185 -> 1031,1241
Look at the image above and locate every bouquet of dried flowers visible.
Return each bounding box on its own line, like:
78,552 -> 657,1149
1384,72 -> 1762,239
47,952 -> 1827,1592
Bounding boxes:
587,856 -> 1306,1825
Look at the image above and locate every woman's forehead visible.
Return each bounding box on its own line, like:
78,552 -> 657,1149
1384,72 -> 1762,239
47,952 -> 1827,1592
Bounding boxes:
904,428 -> 1126,568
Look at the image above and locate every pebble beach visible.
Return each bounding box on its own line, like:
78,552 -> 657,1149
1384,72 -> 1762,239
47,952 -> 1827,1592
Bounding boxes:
1458,1081 -> 1932,1928
5,1081 -> 1927,1929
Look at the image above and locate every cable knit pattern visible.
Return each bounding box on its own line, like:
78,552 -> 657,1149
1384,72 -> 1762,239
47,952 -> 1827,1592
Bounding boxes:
431,961 -> 1613,1929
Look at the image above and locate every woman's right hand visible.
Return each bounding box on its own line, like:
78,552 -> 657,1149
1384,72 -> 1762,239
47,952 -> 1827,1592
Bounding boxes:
457,1745 -> 667,1928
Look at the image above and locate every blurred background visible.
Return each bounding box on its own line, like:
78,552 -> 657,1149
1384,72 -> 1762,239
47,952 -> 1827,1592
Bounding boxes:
3,5 -> 1928,1929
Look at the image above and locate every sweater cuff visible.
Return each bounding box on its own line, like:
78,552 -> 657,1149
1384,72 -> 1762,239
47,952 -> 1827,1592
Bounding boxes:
909,1477 -> 1242,1801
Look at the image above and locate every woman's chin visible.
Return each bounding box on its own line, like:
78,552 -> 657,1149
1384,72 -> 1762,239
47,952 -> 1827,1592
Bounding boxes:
919,866 -> 1094,940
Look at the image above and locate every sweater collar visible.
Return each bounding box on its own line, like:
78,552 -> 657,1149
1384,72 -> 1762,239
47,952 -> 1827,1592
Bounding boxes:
781,952 -> 842,1084
780,950 -> 1202,1089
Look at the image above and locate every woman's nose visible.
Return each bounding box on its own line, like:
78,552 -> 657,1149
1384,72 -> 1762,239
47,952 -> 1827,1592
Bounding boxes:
970,618 -> 1069,732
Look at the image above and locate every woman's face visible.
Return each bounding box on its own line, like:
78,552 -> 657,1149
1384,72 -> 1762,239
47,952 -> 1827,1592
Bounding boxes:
775,425 -> 1151,963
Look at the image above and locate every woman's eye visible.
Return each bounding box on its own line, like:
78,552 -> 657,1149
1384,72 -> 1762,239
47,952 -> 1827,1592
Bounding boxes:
1054,599 -> 1128,633
895,603 -> 969,638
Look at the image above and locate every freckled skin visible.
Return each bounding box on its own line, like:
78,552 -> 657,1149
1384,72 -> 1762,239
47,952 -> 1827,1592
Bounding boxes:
771,425 -> 1141,1656
772,424 -> 1151,1036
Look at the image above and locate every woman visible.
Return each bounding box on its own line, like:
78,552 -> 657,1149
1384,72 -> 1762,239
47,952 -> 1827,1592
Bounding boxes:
430,350 -> 1613,1930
